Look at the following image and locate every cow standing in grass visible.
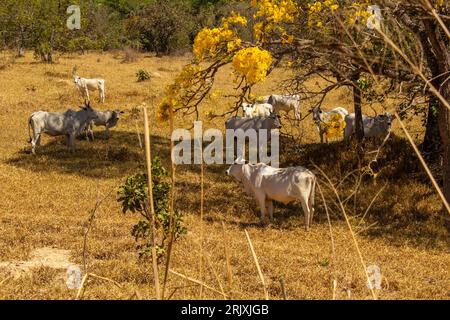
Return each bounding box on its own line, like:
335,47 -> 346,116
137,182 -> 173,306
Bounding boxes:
86,109 -> 125,140
227,160 -> 316,230
74,75 -> 106,103
28,103 -> 98,154
268,94 -> 301,120
344,112 -> 393,141
241,102 -> 273,118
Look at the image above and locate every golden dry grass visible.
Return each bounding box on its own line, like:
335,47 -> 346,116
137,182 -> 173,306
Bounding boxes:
0,51 -> 449,300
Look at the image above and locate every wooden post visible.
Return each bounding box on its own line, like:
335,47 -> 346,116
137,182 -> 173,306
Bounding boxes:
143,106 -> 161,300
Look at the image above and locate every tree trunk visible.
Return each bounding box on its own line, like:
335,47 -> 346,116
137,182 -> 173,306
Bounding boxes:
421,19 -> 450,231
420,31 -> 441,158
352,74 -> 364,142
438,81 -> 450,231
422,96 -> 441,158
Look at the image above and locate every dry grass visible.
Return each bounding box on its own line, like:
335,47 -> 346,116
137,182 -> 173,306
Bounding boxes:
0,51 -> 448,300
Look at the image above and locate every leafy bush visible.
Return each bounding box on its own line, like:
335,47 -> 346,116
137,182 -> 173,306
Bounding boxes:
118,156 -> 186,259
127,0 -> 195,55
136,69 -> 150,82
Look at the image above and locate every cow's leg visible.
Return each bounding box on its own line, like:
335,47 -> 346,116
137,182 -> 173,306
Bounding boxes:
36,134 -> 42,146
88,123 -> 95,141
319,130 -> 324,144
105,125 -> 110,139
84,88 -> 90,102
31,132 -> 40,154
255,192 -> 267,222
68,134 -> 76,153
299,196 -> 311,231
266,200 -> 274,221
308,184 -> 315,227
295,108 -> 301,120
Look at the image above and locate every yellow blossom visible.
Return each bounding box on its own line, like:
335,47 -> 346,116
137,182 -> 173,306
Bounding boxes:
232,47 -> 273,84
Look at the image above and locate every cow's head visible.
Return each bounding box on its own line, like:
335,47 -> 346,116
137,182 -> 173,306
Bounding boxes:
80,101 -> 98,121
376,112 -> 393,127
269,112 -> 282,129
241,102 -> 253,114
74,75 -> 81,85
226,157 -> 247,180
312,106 -> 322,122
113,110 -> 125,120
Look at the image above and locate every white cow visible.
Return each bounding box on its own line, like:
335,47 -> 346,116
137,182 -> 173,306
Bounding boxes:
344,112 -> 393,140
28,103 -> 98,154
86,109 -> 124,140
312,106 -> 349,143
227,161 -> 316,230
268,94 -> 301,120
242,102 -> 273,118
74,76 -> 106,103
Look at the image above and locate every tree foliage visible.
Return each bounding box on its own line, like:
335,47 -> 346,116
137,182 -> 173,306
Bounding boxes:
118,157 -> 186,259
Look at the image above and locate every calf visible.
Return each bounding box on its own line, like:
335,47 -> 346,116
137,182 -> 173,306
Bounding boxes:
268,94 -> 301,120
344,112 -> 393,140
227,161 -> 316,230
74,75 -> 106,103
28,103 -> 98,154
242,102 -> 273,118
86,109 -> 124,140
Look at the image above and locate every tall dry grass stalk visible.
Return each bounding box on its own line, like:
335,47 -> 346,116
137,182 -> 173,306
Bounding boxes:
423,0 -> 450,39
143,106 -> 161,300
244,230 -> 269,300
313,165 -> 377,300
75,273 -> 122,300
162,102 -> 177,299
169,269 -> 228,298
221,221 -> 233,295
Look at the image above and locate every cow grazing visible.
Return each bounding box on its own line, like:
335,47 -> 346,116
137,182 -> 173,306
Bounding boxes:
28,103 -> 98,154
312,106 -> 349,143
227,161 -> 316,230
268,94 -> 301,120
344,112 -> 393,140
86,109 -> 124,140
74,75 -> 106,103
242,102 -> 273,118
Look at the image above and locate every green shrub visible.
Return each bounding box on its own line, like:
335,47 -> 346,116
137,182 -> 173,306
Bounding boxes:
136,69 -> 150,82
118,156 -> 186,260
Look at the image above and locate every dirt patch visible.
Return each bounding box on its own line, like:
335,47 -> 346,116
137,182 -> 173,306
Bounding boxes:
0,247 -> 76,278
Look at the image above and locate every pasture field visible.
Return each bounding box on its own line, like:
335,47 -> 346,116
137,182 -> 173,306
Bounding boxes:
0,51 -> 449,300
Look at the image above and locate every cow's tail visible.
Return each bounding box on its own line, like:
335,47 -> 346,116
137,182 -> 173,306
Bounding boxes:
27,114 -> 33,143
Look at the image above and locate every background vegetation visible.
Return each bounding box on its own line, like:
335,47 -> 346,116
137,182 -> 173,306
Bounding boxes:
0,0 -> 229,59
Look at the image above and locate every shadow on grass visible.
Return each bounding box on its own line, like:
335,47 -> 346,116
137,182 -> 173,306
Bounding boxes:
6,129 -> 448,248
6,131 -> 170,179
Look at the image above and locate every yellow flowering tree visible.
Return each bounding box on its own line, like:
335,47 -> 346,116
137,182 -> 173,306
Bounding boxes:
156,0 -> 450,230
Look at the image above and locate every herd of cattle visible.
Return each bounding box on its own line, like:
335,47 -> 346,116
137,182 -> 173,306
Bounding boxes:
26,76 -> 394,229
